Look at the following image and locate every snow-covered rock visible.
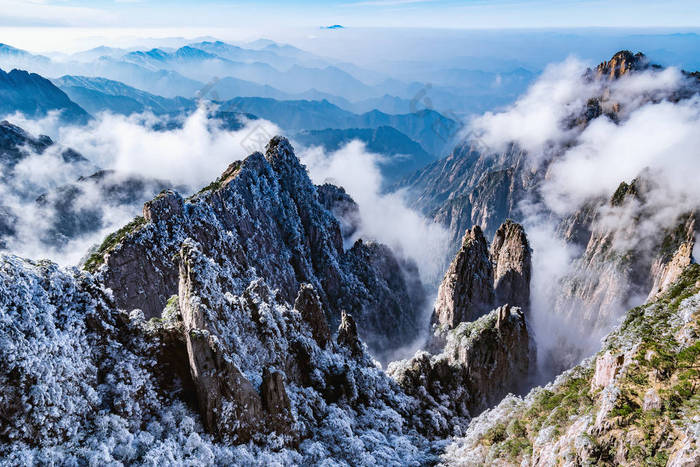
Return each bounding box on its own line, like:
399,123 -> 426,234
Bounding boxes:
92,136 -> 424,360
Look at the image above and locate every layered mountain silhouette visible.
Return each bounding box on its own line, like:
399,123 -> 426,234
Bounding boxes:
0,68 -> 90,123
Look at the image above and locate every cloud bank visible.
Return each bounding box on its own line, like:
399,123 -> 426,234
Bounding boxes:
0,106 -> 280,265
468,58 -> 700,378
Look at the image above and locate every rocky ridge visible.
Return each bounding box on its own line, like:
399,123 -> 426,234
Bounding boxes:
0,68 -> 90,124
0,139 -> 443,463
88,137 -> 425,359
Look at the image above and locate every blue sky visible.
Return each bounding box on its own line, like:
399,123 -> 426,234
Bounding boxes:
0,0 -> 699,29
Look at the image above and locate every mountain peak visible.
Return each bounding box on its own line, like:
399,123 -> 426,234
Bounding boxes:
596,50 -> 648,79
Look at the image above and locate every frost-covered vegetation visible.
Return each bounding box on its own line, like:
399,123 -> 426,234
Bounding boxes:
0,247 -> 442,465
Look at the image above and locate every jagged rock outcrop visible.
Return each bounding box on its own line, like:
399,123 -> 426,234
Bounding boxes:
90,136 -> 424,359
178,239 -> 267,442
432,226 -> 494,328
441,265 -> 700,466
595,50 -> 648,80
432,221 -> 532,330
336,311 -> 363,357
260,368 -> 294,436
490,219 -> 531,310
316,183 -> 360,240
293,283 -> 331,348
390,304 -> 532,432
393,220 -> 534,434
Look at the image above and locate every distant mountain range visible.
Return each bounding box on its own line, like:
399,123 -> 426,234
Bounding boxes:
53,75 -> 194,116
223,97 -> 458,157
48,74 -> 458,160
293,126 -> 434,181
0,40 -> 534,118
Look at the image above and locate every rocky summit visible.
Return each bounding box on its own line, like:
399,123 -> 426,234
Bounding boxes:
432,220 -> 532,330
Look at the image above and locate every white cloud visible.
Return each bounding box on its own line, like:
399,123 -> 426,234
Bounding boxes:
52,106 -> 280,191
300,140 -> 450,286
468,57 -> 600,158
0,105 -> 281,265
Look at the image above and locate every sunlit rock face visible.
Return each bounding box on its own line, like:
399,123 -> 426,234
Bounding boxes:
432,220 -> 532,330
490,219 -> 532,311
432,225 -> 494,329
595,50 -> 648,80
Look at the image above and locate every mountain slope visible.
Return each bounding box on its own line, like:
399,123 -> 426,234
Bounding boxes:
0,68 -> 90,123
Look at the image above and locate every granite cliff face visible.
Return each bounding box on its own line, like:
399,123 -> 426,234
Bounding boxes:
390,304 -> 532,429
554,177 -> 697,342
432,225 -> 494,328
0,246 -> 438,463
432,220 -> 532,330
398,50 -> 699,373
399,142 -> 533,245
491,220 -> 532,310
